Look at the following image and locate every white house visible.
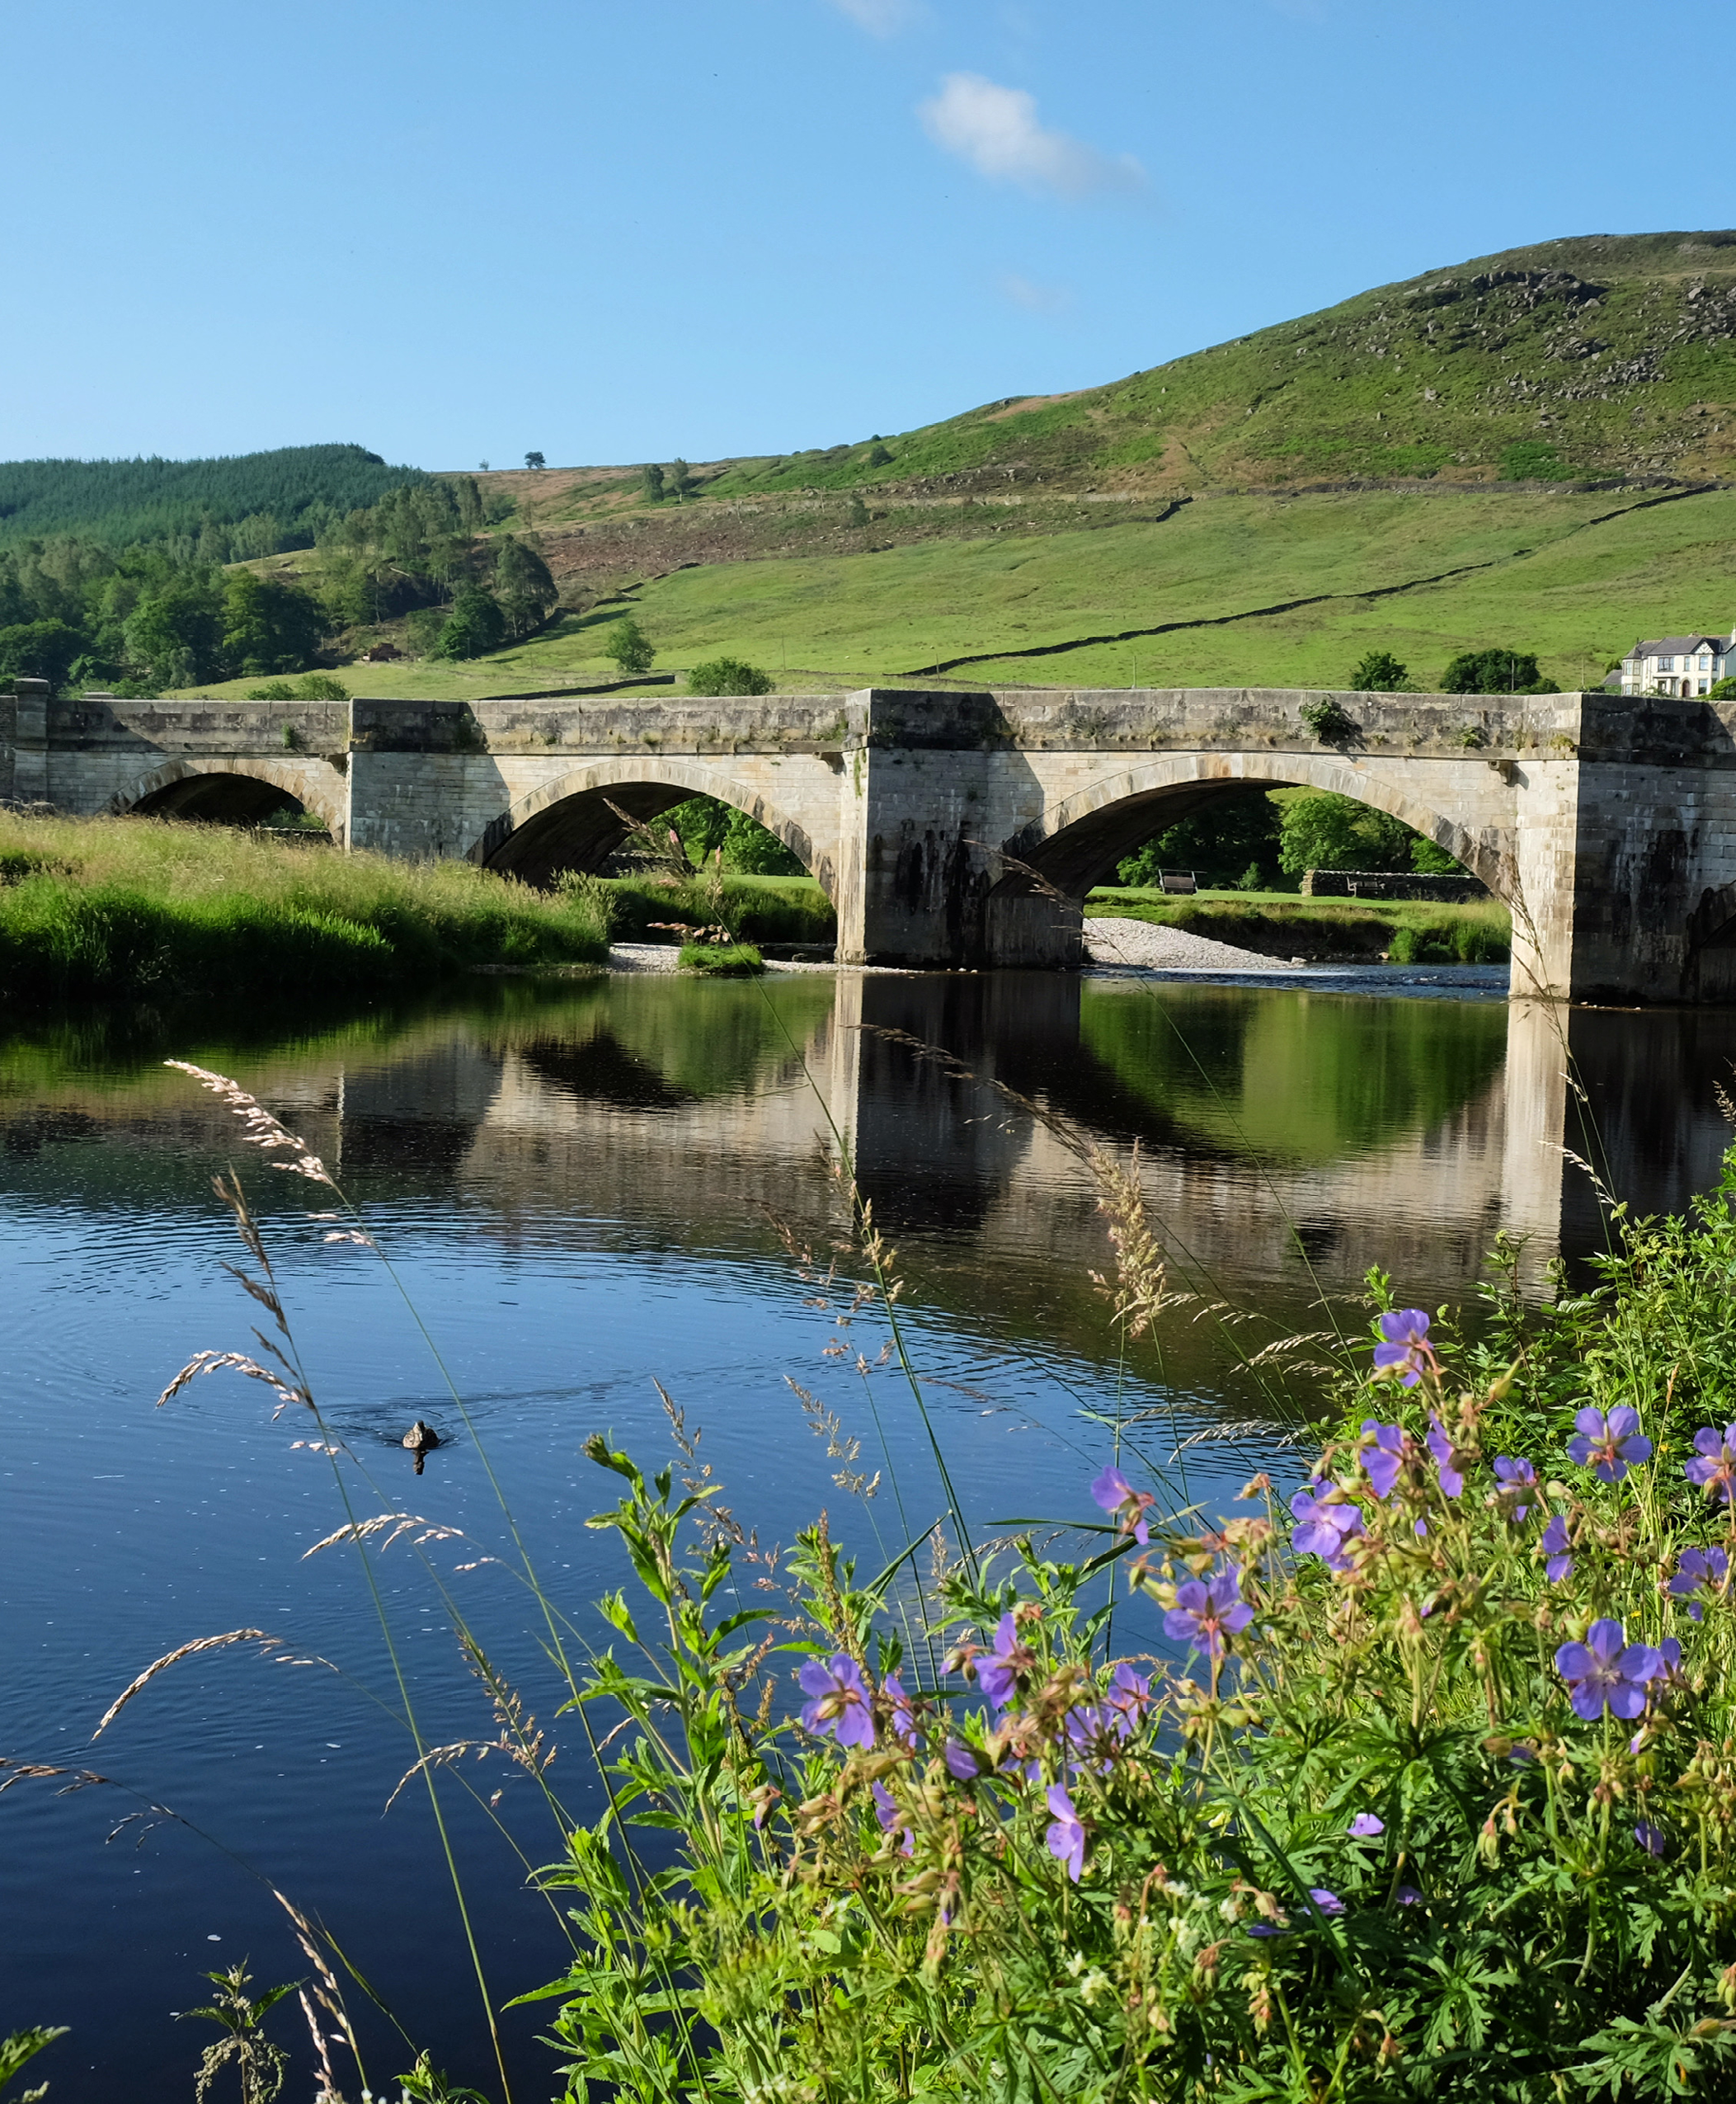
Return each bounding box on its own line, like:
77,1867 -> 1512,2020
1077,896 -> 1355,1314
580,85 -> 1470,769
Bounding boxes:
1619,632 -> 1732,696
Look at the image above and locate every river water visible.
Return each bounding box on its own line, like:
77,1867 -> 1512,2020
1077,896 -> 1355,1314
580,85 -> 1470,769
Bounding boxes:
3,968 -> 1733,2100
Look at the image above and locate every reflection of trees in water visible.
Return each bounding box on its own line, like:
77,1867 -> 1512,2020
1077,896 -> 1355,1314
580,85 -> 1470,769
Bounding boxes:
1074,986 -> 1509,1165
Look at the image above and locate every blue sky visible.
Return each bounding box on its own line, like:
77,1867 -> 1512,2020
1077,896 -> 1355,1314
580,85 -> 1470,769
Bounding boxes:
7,0 -> 1734,471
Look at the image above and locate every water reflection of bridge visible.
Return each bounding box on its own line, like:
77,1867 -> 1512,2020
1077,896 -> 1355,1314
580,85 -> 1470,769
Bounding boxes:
5,981 -> 1728,1306
269,986 -> 1734,1297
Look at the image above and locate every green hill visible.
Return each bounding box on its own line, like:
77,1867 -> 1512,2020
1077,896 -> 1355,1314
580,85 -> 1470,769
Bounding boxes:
690,231 -> 1736,501
0,443 -> 426,553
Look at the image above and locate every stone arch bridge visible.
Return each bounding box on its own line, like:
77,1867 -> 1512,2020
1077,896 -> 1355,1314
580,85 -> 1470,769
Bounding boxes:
6,679 -> 1736,1002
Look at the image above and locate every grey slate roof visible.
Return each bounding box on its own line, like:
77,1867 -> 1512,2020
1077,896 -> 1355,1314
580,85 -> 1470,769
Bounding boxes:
1625,633 -> 1732,658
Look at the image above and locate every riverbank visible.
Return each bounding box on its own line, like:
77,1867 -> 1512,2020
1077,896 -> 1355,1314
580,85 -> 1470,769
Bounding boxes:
0,811 -> 610,1003
1085,883 -> 1511,964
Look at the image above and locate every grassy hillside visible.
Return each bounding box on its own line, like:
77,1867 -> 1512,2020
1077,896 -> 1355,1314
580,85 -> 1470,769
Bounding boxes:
693,231 -> 1736,501
0,443 -> 426,552
179,482 -> 1736,701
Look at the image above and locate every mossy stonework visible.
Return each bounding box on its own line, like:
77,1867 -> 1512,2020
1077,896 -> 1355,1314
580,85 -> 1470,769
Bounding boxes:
7,678 -> 1736,1000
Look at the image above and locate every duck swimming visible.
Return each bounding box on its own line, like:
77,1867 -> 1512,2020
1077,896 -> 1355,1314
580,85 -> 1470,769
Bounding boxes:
402,1420 -> 441,1473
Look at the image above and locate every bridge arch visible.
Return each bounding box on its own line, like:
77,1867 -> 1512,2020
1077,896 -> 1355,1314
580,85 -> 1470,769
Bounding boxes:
1000,751 -> 1512,902
111,756 -> 348,839
472,756 -> 829,893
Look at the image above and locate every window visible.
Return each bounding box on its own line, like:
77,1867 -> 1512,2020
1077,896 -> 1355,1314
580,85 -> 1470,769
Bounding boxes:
1659,657 -> 1676,672
1701,680 -> 1711,694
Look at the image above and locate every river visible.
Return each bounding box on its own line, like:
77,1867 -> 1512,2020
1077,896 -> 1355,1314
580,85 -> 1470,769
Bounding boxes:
2,967 -> 1732,2100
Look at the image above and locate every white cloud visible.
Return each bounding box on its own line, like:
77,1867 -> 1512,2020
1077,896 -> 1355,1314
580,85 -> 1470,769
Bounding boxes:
826,0 -> 918,34
918,73 -> 1145,199
1000,273 -> 1071,314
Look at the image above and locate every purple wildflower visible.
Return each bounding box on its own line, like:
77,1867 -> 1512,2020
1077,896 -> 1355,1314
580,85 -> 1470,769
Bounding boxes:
1348,1812 -> 1385,1838
1372,1309 -> 1438,1387
1307,1888 -> 1345,1918
1685,1426 -> 1736,1506
1566,1405 -> 1652,1484
1540,1514 -> 1573,1583
1493,1456 -> 1537,1520
883,1673 -> 915,1746
1045,1783 -> 1085,1883
1290,1485 -> 1366,1572
1245,1921 -> 1289,1938
943,1737 -> 985,1782
798,1654 -> 875,1748
1658,1636 -> 1685,1685
1426,1413 -> 1464,1499
1164,1567 -> 1254,1659
1635,1819 -> 1668,1858
1090,1464 -> 1156,1546
976,1612 -> 1037,1711
872,1781 -> 913,1856
1554,1619 -> 1663,1721
1105,1660 -> 1151,1736
1359,1420 -> 1409,1499
1668,1545 -> 1729,1622
1394,1885 -> 1424,1906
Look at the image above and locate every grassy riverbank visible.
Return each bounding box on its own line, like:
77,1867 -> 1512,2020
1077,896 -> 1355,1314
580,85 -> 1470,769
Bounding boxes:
1087,883 -> 1512,963
0,812 -> 610,1003
598,871 -> 835,948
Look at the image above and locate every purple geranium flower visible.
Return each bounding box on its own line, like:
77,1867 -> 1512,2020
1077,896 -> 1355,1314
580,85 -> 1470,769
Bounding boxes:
1540,1513 -> 1573,1582
1090,1464 -> 1157,1546
1045,1783 -> 1085,1882
1555,1619 -> 1663,1721
1635,1819 -> 1668,1857
1685,1426 -> 1736,1506
1426,1413 -> 1464,1499
1104,1660 -> 1151,1736
1291,1485 -> 1366,1572
871,1780 -> 913,1855
1164,1566 -> 1254,1659
1359,1420 -> 1409,1500
798,1654 -> 875,1748
1493,1456 -> 1536,1520
976,1612 -> 1037,1711
1566,1405 -> 1652,1484
1668,1545 -> 1729,1622
1372,1309 -> 1439,1387
1307,1887 -> 1345,1917
1348,1812 -> 1385,1838
1395,1885 -> 1424,1906
882,1673 -> 915,1746
943,1737 -> 985,1782
1245,1921 -> 1290,1938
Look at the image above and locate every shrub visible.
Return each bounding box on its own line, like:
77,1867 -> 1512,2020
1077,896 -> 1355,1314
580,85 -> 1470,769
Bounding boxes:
1299,695 -> 1357,741
687,657 -> 774,696
604,618 -> 656,676
677,940 -> 764,975
538,1193 -> 1736,2102
1348,649 -> 1410,692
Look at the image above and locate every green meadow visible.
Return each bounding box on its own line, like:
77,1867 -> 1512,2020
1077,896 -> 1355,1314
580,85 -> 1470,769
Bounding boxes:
181,484 -> 1736,703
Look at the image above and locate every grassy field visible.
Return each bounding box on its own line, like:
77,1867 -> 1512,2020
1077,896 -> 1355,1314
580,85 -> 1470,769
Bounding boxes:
0,812 -> 610,1004
1086,885 -> 1512,963
176,483 -> 1736,704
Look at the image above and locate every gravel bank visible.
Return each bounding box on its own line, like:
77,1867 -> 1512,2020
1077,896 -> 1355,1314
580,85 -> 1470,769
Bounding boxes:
1083,917 -> 1301,972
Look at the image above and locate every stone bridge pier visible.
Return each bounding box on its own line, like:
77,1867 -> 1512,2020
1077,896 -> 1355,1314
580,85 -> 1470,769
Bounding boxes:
7,679 -> 1736,1002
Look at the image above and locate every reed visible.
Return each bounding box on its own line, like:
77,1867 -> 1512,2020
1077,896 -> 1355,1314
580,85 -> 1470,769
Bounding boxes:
0,811 -> 610,1004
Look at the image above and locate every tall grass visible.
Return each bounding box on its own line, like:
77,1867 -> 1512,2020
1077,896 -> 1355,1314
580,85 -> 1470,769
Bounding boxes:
0,812 -> 610,1004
